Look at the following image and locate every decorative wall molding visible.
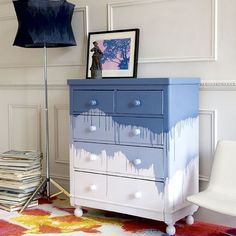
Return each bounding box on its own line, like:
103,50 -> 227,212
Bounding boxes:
199,109 -> 217,182
8,104 -> 41,150
0,6 -> 89,69
1,80 -> 236,90
108,0 -> 217,63
54,104 -> 70,165
0,63 -> 85,69
0,84 -> 69,90
200,80 -> 236,91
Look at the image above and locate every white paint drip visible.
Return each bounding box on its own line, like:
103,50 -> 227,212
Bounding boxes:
71,116 -> 199,210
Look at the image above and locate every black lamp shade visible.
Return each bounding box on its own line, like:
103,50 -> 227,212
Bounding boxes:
13,0 -> 77,48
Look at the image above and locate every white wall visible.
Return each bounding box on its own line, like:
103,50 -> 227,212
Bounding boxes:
0,0 -> 236,227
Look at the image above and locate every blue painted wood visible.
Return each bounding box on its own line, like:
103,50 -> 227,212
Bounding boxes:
73,115 -> 115,143
73,90 -> 114,114
116,116 -> 164,147
69,78 -> 199,131
116,90 -> 163,115
167,84 -> 199,130
67,77 -> 199,86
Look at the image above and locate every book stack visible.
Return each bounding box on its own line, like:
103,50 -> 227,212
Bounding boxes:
0,150 -> 42,212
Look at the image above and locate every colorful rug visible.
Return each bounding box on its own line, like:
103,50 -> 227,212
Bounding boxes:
0,197 -> 236,236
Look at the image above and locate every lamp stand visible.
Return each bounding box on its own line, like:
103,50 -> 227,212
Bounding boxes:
20,45 -> 70,213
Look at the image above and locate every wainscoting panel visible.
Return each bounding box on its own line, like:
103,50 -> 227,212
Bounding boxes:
108,0 -> 217,62
199,109 -> 217,182
54,105 -> 70,164
8,104 -> 41,151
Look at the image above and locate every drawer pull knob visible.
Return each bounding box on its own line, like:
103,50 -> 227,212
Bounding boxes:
132,128 -> 141,136
134,191 -> 142,199
89,154 -> 98,161
89,100 -> 97,106
89,126 -> 97,132
89,184 -> 97,191
133,159 -> 142,166
133,100 -> 141,107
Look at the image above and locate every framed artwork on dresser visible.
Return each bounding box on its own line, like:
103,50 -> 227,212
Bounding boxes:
86,28 -> 139,79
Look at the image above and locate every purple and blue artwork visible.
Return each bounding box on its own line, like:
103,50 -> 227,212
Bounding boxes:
96,38 -> 131,70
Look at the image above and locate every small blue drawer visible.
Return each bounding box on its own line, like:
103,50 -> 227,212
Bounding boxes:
116,90 -> 163,115
72,90 -> 114,114
73,115 -> 115,143
115,117 -> 164,147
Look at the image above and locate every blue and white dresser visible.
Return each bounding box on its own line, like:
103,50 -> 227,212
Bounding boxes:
68,78 -> 200,235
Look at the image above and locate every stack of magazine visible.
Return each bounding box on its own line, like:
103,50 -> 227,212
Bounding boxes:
0,150 -> 42,212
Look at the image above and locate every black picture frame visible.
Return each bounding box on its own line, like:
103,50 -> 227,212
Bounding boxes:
86,28 -> 139,79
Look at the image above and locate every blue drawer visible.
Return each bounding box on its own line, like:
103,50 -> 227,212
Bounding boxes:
72,90 -> 114,114
73,115 -> 115,143
116,90 -> 163,115
115,117 -> 164,147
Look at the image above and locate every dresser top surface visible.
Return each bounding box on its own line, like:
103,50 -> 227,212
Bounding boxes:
67,78 -> 200,86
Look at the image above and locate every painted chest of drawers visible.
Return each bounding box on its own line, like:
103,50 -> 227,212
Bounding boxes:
67,78 -> 200,235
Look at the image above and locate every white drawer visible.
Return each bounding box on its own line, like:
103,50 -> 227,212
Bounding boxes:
74,171 -> 106,201
107,176 -> 164,212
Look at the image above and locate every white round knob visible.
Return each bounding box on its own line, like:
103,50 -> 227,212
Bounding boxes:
89,184 -> 97,191
133,159 -> 142,165
89,100 -> 97,106
134,191 -> 142,199
132,128 -> 141,136
89,125 -> 97,132
89,154 -> 98,161
133,100 -> 141,106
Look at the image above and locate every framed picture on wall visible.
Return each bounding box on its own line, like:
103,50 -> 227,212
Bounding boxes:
86,28 -> 139,79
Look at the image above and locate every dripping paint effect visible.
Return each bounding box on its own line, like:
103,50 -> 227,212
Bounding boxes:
164,157 -> 199,211
71,108 -> 199,210
166,117 -> 199,177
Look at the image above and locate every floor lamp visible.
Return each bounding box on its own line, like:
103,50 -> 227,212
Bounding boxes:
12,0 -> 77,212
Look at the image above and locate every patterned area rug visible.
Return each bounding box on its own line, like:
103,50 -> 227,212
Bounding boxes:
0,197 -> 235,236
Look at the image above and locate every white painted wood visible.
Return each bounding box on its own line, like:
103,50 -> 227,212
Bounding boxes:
107,176 -> 164,212
74,171 -> 107,202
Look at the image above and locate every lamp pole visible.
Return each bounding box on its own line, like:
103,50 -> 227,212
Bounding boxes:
44,44 -> 50,198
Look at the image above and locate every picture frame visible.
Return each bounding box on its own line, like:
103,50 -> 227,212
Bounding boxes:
86,28 -> 139,79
